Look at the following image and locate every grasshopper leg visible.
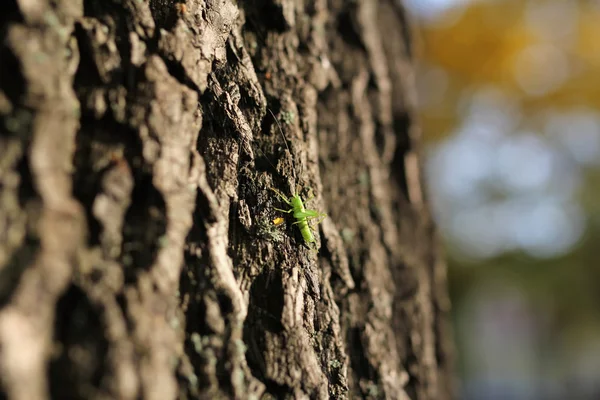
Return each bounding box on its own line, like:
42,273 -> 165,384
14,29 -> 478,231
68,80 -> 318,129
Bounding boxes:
270,187 -> 293,205
311,214 -> 327,225
292,213 -> 326,225
293,210 -> 325,219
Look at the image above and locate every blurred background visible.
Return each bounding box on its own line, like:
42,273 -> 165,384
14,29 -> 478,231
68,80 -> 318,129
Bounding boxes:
404,0 -> 600,399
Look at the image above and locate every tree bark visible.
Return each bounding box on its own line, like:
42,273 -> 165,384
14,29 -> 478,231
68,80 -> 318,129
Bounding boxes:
0,0 -> 454,399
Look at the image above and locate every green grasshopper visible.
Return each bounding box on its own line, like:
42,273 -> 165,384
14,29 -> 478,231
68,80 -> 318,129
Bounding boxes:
270,186 -> 327,246
266,109 -> 327,248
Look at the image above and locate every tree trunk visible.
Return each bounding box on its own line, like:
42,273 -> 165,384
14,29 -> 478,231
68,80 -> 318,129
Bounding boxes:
0,0 -> 454,399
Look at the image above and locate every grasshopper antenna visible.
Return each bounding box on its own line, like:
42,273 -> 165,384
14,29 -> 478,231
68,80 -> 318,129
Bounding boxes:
267,108 -> 297,185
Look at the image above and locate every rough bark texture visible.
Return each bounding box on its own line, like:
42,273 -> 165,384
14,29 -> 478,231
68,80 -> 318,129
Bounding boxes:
0,0 -> 454,399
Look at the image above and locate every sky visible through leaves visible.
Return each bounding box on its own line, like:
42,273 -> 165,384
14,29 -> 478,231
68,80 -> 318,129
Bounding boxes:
406,1 -> 600,399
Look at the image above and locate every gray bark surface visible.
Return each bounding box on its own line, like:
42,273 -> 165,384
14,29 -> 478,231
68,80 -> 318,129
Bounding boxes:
0,0 -> 454,399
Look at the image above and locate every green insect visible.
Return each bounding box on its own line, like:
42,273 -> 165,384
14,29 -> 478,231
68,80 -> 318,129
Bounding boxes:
270,186 -> 327,246
266,109 -> 327,248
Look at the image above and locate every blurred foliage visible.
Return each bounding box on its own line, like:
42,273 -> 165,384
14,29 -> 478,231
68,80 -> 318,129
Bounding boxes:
414,0 -> 600,318
411,1 -> 600,396
416,0 -> 600,140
